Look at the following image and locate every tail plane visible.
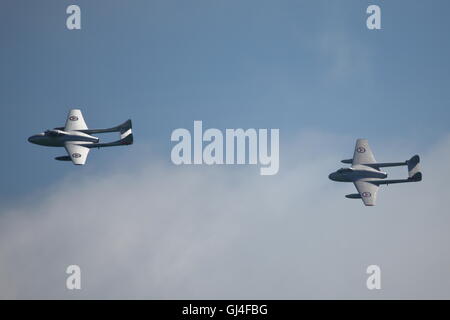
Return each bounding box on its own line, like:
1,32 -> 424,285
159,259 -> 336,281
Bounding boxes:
84,119 -> 133,148
373,154 -> 422,185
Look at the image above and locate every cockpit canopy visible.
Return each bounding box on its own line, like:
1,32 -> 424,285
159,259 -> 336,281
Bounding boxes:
337,168 -> 353,174
44,130 -> 64,137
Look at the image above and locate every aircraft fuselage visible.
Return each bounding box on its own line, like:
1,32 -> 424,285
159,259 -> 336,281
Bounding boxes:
328,165 -> 387,183
28,130 -> 98,147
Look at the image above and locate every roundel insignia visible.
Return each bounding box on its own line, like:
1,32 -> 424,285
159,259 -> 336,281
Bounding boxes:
72,153 -> 81,158
357,147 -> 366,153
69,116 -> 78,121
362,192 -> 371,198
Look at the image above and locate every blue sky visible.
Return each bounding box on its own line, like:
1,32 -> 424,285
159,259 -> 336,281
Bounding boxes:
1,1 -> 449,201
1,0 -> 450,299
0,0 -> 450,199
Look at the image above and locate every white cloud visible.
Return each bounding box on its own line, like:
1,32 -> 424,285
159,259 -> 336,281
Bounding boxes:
1,132 -> 450,299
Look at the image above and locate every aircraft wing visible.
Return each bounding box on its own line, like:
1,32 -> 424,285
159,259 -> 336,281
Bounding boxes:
64,142 -> 90,165
353,180 -> 379,206
64,109 -> 88,131
352,139 -> 376,165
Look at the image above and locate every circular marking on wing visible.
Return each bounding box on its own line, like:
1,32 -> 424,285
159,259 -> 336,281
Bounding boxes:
72,153 -> 81,158
357,147 -> 366,153
69,116 -> 78,121
362,192 -> 371,198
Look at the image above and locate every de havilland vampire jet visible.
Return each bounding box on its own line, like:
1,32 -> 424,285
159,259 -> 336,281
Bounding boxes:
329,139 -> 422,206
28,109 -> 133,165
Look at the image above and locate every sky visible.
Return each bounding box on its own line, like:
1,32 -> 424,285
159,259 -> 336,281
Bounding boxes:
0,0 -> 449,299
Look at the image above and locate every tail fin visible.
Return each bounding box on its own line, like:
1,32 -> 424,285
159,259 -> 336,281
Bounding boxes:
407,155 -> 422,181
119,120 -> 133,143
118,119 -> 132,134
110,120 -> 133,146
119,129 -> 133,145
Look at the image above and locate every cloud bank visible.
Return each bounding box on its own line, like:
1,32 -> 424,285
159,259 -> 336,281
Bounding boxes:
1,132 -> 450,299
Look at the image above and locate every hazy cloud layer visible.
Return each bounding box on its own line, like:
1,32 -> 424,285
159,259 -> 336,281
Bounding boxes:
1,132 -> 449,299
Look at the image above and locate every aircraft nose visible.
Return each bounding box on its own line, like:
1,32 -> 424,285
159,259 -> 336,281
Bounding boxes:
28,135 -> 38,144
329,172 -> 339,181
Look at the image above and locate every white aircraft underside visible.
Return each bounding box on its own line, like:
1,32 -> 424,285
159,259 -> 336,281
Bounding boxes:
329,139 -> 422,206
28,109 -> 133,165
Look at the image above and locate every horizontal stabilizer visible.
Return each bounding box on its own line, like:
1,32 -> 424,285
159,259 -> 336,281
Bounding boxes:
341,159 -> 353,164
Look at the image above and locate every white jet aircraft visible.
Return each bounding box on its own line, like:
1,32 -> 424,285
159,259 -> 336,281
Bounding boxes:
328,139 -> 422,206
28,109 -> 133,165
